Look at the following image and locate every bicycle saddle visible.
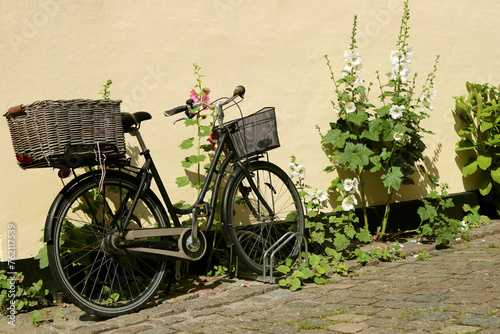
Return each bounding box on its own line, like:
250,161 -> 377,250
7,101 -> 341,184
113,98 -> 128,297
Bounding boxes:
121,112 -> 151,132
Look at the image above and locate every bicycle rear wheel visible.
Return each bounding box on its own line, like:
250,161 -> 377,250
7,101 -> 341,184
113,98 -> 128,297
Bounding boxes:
47,172 -> 169,317
223,161 -> 304,274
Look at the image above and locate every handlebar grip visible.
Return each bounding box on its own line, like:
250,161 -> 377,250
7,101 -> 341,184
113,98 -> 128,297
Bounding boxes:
164,105 -> 188,117
233,85 -> 245,98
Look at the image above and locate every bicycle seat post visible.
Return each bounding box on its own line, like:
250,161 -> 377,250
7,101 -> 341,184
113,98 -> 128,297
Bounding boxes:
129,128 -> 148,153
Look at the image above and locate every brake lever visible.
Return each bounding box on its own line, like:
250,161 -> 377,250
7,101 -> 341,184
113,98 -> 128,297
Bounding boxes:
173,117 -> 188,125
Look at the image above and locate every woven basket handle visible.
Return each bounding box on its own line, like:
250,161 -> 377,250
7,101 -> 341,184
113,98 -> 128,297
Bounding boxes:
7,105 -> 26,118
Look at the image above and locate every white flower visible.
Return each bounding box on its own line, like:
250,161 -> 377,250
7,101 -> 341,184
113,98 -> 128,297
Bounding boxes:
459,220 -> 469,231
343,59 -> 354,71
390,50 -> 405,65
389,105 -> 405,119
333,104 -> 341,116
315,189 -> 328,207
349,51 -> 362,66
345,102 -> 356,114
352,178 -> 359,190
288,163 -> 298,178
344,49 -> 362,72
296,165 -> 305,180
392,62 -> 410,77
424,90 -> 437,104
393,132 -> 403,141
343,178 -> 359,192
403,45 -> 413,57
341,195 -> 358,211
353,74 -> 364,85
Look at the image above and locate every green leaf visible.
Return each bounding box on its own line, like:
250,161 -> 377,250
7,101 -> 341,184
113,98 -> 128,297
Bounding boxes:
314,277 -> 326,285
322,129 -> 350,148
309,254 -> 321,266
301,267 -> 315,279
344,225 -> 356,239
477,155 -> 492,170
381,167 -> 404,191
354,85 -> 366,95
374,105 -> 390,117
346,111 -> 369,126
491,167 -> 500,183
360,129 -> 379,141
198,125 -> 211,137
181,158 -> 193,168
333,233 -> 350,251
354,249 -> 372,263
436,231 -> 455,246
462,158 -> 478,177
455,139 -> 476,152
290,277 -> 302,291
179,137 -> 194,150
307,210 -> 318,218
278,279 -> 287,287
420,223 -> 433,236
292,270 -> 304,278
355,228 -> 372,243
479,178 -> 493,196
276,265 -> 291,274
480,121 -> 494,132
175,176 -> 190,187
184,118 -> 197,126
418,205 -> 437,223
338,142 -> 373,171
34,245 -> 49,269
485,134 -> 500,146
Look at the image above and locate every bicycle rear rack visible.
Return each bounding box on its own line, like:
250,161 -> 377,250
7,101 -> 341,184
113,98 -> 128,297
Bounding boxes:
258,232 -> 308,284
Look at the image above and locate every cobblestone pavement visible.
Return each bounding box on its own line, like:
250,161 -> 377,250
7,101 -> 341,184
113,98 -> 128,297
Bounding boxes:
2,223 -> 500,334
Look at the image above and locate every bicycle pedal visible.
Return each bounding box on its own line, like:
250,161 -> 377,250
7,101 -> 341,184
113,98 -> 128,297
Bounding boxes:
195,203 -> 209,218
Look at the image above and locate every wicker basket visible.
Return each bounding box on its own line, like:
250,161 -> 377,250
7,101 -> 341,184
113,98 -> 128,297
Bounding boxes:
225,107 -> 280,160
4,99 -> 126,169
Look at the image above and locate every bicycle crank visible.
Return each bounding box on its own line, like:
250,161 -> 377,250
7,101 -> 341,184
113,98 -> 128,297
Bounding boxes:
104,227 -> 207,261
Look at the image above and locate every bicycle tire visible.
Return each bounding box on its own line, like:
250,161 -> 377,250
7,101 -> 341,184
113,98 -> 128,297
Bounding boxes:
47,172 -> 169,317
223,161 -> 305,274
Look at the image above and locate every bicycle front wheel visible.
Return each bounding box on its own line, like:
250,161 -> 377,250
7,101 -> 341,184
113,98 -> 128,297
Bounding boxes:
223,161 -> 304,274
47,172 -> 169,317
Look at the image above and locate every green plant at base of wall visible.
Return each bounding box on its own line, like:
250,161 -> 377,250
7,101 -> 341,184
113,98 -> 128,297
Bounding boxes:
0,271 -> 51,316
454,82 -> 500,214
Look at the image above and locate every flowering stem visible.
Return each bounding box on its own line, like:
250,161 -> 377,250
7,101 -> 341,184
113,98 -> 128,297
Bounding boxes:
358,167 -> 369,230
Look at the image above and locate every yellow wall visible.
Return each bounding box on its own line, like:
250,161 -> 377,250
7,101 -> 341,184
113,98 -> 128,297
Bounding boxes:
1,0 -> 499,259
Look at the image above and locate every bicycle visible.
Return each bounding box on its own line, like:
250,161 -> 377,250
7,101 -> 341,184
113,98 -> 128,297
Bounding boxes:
41,86 -> 305,317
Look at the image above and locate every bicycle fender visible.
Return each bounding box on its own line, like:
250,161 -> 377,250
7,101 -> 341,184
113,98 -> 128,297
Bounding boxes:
44,170 -> 140,244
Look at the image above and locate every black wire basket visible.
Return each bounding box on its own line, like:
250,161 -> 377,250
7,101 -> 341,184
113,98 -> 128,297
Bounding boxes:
225,107 -> 280,160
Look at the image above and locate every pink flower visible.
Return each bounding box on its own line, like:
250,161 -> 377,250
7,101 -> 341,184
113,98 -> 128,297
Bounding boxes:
189,89 -> 199,103
207,132 -> 216,151
201,88 -> 211,105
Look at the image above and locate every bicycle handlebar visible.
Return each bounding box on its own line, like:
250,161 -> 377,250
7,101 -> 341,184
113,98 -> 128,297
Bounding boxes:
164,85 -> 245,120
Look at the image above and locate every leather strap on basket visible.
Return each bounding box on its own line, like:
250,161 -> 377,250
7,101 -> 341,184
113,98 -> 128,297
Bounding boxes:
95,142 -> 106,192
6,105 -> 26,118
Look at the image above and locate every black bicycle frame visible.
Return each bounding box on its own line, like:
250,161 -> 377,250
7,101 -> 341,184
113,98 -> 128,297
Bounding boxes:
117,125 -> 276,241
123,129 -> 232,233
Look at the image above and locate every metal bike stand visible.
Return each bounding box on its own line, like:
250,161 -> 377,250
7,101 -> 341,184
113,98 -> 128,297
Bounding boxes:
258,232 -> 308,284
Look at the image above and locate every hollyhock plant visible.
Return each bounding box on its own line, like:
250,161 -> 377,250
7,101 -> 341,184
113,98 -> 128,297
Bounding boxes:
321,0 -> 440,239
